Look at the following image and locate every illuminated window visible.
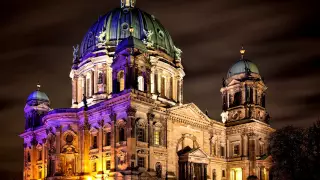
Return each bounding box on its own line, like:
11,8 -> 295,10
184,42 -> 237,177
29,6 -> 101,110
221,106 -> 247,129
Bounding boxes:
154,131 -> 160,145
212,143 -> 216,156
137,128 -> 145,142
138,76 -> 144,91
138,157 -> 145,168
106,160 -> 111,170
117,71 -> 125,91
92,162 -> 96,172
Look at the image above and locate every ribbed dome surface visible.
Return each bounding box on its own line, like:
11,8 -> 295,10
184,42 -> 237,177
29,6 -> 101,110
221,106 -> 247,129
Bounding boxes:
80,8 -> 176,59
227,59 -> 259,78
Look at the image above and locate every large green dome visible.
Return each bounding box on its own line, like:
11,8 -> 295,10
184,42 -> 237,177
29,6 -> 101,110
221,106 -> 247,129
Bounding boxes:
80,7 -> 176,59
227,59 -> 260,78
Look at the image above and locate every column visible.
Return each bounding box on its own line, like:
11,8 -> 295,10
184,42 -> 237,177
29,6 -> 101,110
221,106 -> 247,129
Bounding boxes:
177,78 -> 184,104
241,87 -> 246,104
30,137 -> 38,180
155,71 -> 159,94
42,143 -> 46,178
226,139 -> 230,158
248,135 -> 256,175
94,66 -> 98,94
77,78 -> 82,104
106,66 -> 113,95
72,77 -> 78,104
98,123 -> 103,171
109,113 -> 117,171
157,71 -> 162,95
150,68 -> 155,94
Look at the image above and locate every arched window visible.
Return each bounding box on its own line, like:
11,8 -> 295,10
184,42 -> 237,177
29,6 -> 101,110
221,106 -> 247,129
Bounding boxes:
250,87 -> 254,104
105,132 -> 111,146
137,127 -> 145,142
38,150 -> 42,161
222,93 -> 228,111
92,135 -> 98,149
212,169 -> 216,180
261,93 -> 266,108
154,131 -> 160,145
137,76 -> 144,91
27,152 -> 31,162
119,127 -> 125,142
234,91 -> 242,106
117,71 -> 125,91
156,162 -> 162,178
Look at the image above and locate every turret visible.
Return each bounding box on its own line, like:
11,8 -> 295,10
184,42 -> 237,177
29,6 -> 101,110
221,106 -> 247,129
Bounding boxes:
220,47 -> 269,125
24,83 -> 51,131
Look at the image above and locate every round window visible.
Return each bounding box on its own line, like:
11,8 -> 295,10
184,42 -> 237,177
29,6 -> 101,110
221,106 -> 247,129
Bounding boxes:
66,135 -> 74,143
157,29 -> 164,39
122,23 -> 129,31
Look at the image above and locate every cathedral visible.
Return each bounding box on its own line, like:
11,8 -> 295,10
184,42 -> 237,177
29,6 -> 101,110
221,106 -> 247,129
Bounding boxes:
20,0 -> 275,180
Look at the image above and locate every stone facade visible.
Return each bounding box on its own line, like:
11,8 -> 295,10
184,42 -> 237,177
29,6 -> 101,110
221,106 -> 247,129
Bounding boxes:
20,1 -> 274,180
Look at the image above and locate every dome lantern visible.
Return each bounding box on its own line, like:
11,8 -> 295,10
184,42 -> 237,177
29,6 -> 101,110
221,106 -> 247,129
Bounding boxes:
121,0 -> 136,9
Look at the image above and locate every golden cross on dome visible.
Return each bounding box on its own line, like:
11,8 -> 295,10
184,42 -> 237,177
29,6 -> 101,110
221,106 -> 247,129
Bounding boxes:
240,45 -> 246,59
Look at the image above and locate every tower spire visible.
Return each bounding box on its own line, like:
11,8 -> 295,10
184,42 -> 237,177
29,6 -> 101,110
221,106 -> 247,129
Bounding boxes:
240,45 -> 246,59
121,0 -> 136,9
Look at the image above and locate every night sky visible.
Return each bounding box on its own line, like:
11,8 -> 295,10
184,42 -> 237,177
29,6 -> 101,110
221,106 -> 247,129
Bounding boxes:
0,0 -> 319,177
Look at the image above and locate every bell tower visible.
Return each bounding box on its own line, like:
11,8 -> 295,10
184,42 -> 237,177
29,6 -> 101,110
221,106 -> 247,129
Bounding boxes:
220,47 -> 270,125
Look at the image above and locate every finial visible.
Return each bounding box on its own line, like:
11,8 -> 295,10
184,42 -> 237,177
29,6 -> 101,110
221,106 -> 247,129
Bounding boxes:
37,82 -> 41,91
129,26 -> 134,33
121,0 -> 136,9
240,45 -> 246,59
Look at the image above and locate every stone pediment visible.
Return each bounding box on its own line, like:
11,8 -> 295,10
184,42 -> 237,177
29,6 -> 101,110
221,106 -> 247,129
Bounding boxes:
189,148 -> 208,158
178,146 -> 209,164
169,103 -> 211,122
228,79 -> 241,86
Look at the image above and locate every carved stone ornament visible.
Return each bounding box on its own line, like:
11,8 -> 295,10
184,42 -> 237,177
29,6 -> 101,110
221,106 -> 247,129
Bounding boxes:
126,106 -> 137,117
221,111 -> 228,123
136,119 -> 147,128
147,112 -> 155,121
117,150 -> 127,165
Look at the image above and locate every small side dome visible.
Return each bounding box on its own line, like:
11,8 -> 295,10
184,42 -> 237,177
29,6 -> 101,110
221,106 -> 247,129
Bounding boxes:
26,84 -> 50,104
227,59 -> 259,78
227,46 -> 260,78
